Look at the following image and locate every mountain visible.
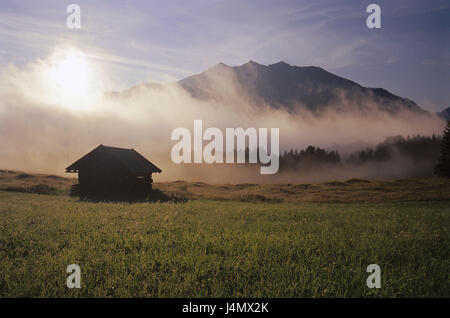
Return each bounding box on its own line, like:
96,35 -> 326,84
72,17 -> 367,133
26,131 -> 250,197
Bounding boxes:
178,61 -> 426,114
438,107 -> 450,120
114,60 -> 428,116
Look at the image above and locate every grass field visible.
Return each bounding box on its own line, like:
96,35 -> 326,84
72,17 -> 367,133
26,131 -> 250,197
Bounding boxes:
0,170 -> 449,297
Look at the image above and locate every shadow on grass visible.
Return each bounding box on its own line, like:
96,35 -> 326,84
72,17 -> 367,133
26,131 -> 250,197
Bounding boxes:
70,184 -> 187,203
145,188 -> 188,203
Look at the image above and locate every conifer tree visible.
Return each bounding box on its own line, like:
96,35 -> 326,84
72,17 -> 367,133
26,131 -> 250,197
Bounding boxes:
435,121 -> 450,177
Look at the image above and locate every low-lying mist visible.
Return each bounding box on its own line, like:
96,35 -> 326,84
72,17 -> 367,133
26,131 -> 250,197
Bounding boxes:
0,53 -> 446,183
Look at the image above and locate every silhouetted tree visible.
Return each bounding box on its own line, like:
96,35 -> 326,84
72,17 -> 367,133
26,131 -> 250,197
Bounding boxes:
352,135 -> 441,164
279,135 -> 442,174
279,145 -> 340,171
435,121 -> 450,178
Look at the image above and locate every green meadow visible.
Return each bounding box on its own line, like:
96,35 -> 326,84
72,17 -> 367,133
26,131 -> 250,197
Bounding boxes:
0,170 -> 449,297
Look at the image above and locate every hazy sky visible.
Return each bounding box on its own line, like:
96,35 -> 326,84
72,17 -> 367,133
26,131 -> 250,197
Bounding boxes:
0,0 -> 449,111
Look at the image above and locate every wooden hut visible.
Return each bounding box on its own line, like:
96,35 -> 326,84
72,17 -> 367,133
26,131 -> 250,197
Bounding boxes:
66,145 -> 161,200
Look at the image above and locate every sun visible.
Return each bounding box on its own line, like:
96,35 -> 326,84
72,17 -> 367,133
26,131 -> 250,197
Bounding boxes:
49,49 -> 92,100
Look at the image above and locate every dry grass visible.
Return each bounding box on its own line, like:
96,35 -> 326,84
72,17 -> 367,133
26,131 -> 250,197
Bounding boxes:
1,169 -> 449,203
0,170 -> 76,195
154,178 -> 450,203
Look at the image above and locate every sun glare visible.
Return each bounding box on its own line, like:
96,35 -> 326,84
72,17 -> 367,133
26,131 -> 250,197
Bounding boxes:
49,49 -> 92,101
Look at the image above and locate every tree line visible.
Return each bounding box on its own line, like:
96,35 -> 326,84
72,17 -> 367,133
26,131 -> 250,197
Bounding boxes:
279,134 -> 443,171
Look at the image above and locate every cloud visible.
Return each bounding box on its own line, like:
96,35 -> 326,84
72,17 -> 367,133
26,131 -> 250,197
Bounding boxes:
0,51 -> 445,183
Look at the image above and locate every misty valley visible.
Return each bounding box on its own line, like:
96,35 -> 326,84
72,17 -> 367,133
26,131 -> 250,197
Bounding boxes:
1,60 -> 447,183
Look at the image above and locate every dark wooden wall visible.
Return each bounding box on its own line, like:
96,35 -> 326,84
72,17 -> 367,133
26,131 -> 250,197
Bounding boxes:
75,151 -> 153,200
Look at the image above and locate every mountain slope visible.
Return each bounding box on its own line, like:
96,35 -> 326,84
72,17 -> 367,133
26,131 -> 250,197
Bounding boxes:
438,107 -> 450,120
179,61 -> 425,114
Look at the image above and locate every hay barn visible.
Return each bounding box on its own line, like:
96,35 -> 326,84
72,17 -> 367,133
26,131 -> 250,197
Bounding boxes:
66,145 -> 161,200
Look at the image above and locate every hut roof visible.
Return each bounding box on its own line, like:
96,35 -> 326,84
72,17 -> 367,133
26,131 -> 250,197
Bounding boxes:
66,145 -> 162,174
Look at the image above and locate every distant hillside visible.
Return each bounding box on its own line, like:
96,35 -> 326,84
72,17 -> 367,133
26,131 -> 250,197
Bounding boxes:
178,61 -> 427,114
111,61 -> 428,116
438,107 -> 450,120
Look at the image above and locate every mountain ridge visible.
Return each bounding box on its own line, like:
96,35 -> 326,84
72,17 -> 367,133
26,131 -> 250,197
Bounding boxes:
438,107 -> 450,120
178,60 -> 425,115
115,60 -> 429,116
